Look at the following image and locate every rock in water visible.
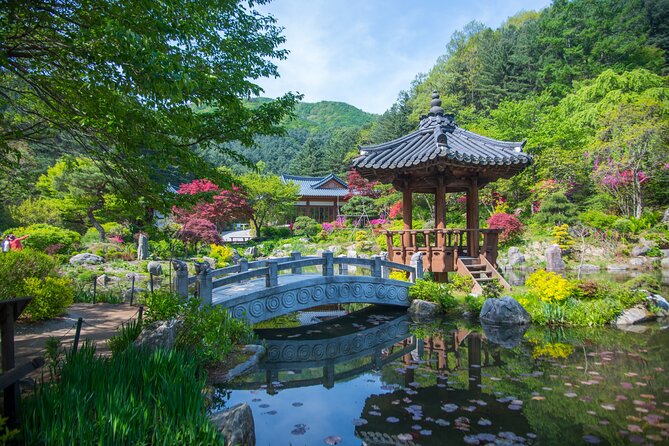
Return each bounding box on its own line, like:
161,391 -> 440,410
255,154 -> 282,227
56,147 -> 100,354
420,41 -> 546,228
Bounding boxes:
545,244 -> 565,271
481,322 -> 528,348
210,403 -> 256,446
147,261 -> 162,276
408,299 -> 441,321
69,253 -> 104,265
479,296 -> 530,325
615,305 -> 656,326
137,234 -> 149,260
507,247 -> 526,267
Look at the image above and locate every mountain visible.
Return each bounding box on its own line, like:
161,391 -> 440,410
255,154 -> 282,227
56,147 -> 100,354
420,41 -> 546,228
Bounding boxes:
200,100 -> 378,176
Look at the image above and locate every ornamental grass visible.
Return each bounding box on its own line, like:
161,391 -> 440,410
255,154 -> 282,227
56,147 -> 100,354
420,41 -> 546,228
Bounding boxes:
22,343 -> 222,445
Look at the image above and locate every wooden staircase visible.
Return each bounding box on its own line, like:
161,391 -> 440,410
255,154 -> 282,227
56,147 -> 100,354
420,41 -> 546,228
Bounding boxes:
456,255 -> 511,295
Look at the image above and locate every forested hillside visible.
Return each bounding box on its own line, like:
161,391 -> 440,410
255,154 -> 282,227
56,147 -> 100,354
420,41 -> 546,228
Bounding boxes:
198,100 -> 376,176
367,0 -> 669,219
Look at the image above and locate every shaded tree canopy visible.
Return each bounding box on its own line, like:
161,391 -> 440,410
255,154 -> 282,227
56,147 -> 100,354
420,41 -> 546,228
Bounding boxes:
0,0 -> 299,208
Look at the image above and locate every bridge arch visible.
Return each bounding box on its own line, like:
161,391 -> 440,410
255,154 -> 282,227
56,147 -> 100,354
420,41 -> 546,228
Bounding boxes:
215,275 -> 411,324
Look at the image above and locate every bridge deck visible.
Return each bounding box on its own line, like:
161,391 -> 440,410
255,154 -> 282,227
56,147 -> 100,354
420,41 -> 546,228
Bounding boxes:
211,273 -> 321,305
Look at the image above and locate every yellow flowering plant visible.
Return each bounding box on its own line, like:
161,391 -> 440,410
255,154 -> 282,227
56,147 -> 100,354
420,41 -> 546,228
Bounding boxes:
525,269 -> 574,303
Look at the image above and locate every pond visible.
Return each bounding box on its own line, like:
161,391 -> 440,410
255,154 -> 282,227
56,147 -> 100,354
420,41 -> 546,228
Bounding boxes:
218,306 -> 669,445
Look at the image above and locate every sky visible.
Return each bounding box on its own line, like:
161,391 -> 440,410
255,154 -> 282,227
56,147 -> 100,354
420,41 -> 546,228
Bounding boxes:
256,0 -> 552,114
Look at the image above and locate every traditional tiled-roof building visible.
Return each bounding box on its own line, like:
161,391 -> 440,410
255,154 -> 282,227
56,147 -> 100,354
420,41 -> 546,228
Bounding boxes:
280,173 -> 349,222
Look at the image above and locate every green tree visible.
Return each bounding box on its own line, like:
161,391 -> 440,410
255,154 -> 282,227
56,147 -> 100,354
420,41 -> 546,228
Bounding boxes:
0,0 -> 299,207
37,158 -> 114,241
239,170 -> 299,236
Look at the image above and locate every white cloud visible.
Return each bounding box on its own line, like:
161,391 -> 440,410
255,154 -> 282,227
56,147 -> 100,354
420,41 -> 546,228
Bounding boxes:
256,0 -> 551,114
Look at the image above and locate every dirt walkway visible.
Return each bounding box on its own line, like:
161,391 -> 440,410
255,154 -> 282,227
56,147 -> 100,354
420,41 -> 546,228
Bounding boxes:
14,303 -> 141,367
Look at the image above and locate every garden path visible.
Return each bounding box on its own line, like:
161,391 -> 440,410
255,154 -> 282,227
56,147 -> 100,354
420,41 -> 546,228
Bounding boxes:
14,303 -> 141,376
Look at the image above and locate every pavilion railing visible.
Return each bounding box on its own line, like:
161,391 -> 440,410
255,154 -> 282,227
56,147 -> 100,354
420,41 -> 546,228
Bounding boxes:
384,228 -> 501,273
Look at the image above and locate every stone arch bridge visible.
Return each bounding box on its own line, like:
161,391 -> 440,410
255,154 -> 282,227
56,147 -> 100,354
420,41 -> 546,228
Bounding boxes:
173,251 -> 423,324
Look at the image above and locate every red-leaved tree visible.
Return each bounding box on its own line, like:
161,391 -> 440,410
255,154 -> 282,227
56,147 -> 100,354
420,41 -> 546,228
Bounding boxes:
487,213 -> 524,242
345,169 -> 381,199
173,179 -> 252,232
178,217 -> 222,246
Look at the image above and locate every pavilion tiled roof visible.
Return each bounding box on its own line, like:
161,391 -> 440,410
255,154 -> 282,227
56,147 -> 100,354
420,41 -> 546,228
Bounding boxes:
352,92 -> 532,178
280,173 -> 349,197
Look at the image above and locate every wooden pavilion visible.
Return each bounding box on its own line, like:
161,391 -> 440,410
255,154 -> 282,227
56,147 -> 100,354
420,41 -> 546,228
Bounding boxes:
352,91 -> 532,291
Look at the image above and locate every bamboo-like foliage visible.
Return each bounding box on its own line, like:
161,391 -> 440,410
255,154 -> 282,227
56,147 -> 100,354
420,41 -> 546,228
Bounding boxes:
22,343 -> 223,445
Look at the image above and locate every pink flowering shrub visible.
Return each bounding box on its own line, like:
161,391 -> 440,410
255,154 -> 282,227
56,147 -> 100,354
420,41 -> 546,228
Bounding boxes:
321,222 -> 334,233
487,213 -> 524,242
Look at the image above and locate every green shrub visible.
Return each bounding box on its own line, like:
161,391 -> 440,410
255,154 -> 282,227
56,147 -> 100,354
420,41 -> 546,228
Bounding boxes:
82,222 -> 132,244
464,294 -> 485,314
577,210 -> 617,230
209,244 -> 235,267
3,224 -> 80,253
22,277 -> 74,320
0,249 -> 58,299
260,226 -> 292,239
143,291 -> 186,324
408,279 -> 457,312
22,344 -> 223,444
624,274 -> 661,293
177,301 -> 255,366
292,216 -> 321,238
481,279 -> 504,299
646,246 -> 662,257
563,298 -> 623,326
108,318 -> 143,355
148,239 -> 186,259
533,193 -> 577,226
612,218 -> 632,235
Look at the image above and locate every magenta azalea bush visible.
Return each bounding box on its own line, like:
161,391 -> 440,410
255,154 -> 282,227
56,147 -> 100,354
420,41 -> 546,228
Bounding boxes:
487,212 -> 524,242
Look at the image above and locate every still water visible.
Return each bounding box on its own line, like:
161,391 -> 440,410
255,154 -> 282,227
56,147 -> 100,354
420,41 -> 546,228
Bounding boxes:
219,306 -> 669,445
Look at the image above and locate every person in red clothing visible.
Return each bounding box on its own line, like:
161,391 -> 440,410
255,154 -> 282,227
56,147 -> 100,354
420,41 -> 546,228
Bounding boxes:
8,234 -> 29,251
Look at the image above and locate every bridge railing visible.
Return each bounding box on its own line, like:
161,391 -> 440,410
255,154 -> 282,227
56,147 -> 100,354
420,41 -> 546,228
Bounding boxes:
180,251 -> 424,305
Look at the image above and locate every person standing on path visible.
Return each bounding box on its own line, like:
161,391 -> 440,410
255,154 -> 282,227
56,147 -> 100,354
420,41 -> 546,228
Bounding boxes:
2,236 -> 10,253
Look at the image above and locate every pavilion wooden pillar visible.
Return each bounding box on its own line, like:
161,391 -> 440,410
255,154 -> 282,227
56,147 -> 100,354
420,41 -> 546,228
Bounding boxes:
434,177 -> 447,281
402,187 -> 412,249
466,177 -> 480,257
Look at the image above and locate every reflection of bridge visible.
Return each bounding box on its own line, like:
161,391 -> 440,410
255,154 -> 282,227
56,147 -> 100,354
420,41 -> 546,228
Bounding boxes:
174,251 -> 422,323
227,308 -> 416,391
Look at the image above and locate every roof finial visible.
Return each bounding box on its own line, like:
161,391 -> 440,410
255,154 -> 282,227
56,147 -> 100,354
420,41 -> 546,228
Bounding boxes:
429,90 -> 444,116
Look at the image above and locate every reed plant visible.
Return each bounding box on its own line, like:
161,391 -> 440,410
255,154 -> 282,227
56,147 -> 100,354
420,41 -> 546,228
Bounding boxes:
22,342 -> 222,445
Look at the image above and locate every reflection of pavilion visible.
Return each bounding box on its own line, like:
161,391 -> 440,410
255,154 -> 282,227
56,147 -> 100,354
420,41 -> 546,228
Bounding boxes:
357,332 -> 527,446
230,307 -> 415,392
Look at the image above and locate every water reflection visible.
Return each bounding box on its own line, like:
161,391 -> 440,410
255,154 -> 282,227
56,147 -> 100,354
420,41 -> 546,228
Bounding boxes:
222,308 -> 669,446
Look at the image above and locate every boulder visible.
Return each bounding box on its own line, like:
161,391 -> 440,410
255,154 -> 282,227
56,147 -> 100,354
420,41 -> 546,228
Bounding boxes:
209,403 -> 255,446
629,258 -> 646,268
408,299 -> 441,321
507,247 -> 526,267
96,274 -> 109,287
545,244 -> 565,271
69,253 -> 104,265
133,318 -> 183,351
615,305 -> 656,326
632,245 -> 650,257
663,207 -> 669,224
328,245 -> 341,255
230,249 -> 241,263
576,264 -> 600,273
147,261 -> 163,276
123,287 -> 146,301
479,296 -> 530,326
481,322 -> 528,348
244,246 -> 258,258
137,234 -> 149,260
607,264 -> 629,271
661,258 -> 669,270
346,249 -> 358,258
